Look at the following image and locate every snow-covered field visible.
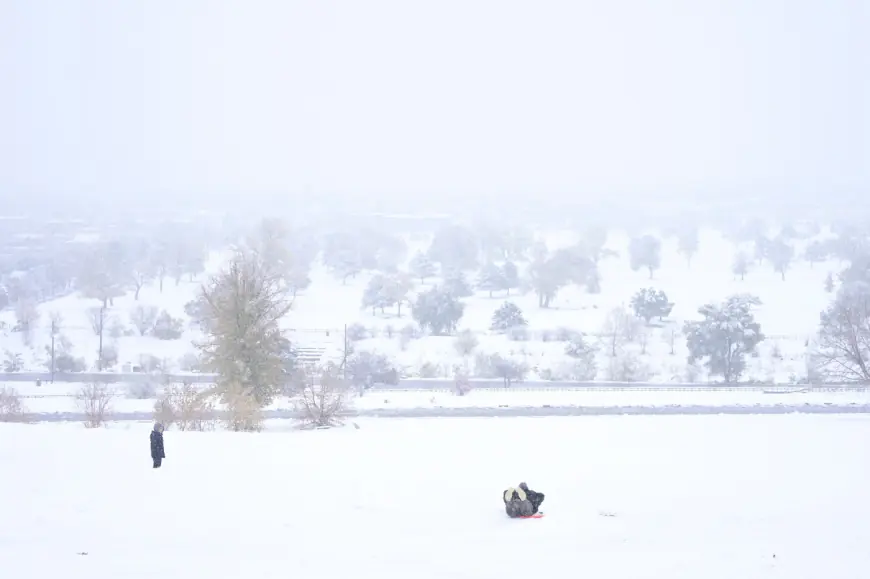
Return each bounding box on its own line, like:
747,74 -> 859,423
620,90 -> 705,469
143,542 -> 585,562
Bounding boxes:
2,415 -> 868,578
0,226 -> 840,383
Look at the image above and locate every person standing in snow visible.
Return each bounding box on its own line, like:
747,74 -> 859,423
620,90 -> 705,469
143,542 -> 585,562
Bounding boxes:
503,482 -> 544,517
150,423 -> 165,468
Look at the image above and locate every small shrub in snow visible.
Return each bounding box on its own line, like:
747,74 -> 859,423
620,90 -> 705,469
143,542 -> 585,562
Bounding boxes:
453,330 -> 479,357
346,323 -> 369,342
99,343 -> 119,369
824,272 -> 834,293
0,387 -> 25,422
346,351 -> 395,389
564,358 -> 598,381
507,326 -> 529,341
55,353 -> 86,373
490,354 -> 528,386
13,300 -> 39,345
383,324 -> 395,339
152,310 -> 184,340
76,383 -> 114,428
177,352 -> 201,373
3,350 -> 23,372
555,327 -> 580,341
565,334 -> 597,360
472,352 -> 498,378
139,354 -> 169,374
454,371 -> 472,395
398,323 -> 421,351
154,383 -> 215,431
293,365 -> 351,429
109,318 -> 133,340
684,362 -> 704,382
605,351 -> 652,382
400,323 -> 421,340
223,383 -> 264,432
418,361 -> 440,378
771,342 -> 783,360
126,381 -> 158,400
540,329 -> 557,342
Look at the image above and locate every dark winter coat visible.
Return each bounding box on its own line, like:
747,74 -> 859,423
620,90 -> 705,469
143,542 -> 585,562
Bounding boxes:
503,483 -> 545,517
520,482 -> 545,513
150,428 -> 165,460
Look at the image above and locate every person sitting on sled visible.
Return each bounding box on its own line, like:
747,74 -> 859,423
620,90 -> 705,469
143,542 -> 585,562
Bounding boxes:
503,482 -> 544,517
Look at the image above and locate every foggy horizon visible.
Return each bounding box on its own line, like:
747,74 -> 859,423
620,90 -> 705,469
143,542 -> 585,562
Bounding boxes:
1,0 -> 868,214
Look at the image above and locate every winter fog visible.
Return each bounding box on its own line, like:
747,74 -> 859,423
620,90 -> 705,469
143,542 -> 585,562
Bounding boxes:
1,1 -> 870,578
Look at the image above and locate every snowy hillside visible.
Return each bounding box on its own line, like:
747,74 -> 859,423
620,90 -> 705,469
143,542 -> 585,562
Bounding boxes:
0,225 -> 843,384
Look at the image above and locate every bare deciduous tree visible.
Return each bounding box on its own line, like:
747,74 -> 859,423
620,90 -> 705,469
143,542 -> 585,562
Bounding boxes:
130,304 -> 159,336
76,383 -> 115,428
601,306 -> 643,356
14,300 -> 40,346
48,312 -> 63,381
814,283 -> 870,382
130,267 -> 153,300
88,306 -> 112,370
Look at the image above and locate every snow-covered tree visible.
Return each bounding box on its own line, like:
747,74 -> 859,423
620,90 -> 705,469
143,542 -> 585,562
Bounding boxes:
803,240 -> 831,269
564,334 -> 598,380
502,261 -> 520,295
767,236 -> 794,280
428,224 -> 479,272
453,330 -> 479,357
361,274 -> 393,315
732,251 -> 750,280
600,306 -> 643,356
528,254 -> 567,308
411,286 -> 464,335
442,269 -> 473,298
409,251 -> 437,283
814,281 -> 870,382
683,294 -> 765,383
13,299 -> 39,346
490,302 -> 527,332
628,235 -> 662,279
198,247 -> 294,408
677,228 -> 700,266
130,304 -> 158,336
630,288 -> 673,324
477,262 -> 507,297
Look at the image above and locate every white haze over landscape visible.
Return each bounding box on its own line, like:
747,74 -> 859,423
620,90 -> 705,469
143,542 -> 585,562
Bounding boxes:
2,1 -> 870,578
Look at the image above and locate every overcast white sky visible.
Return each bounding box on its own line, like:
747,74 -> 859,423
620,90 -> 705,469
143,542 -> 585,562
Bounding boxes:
0,0 -> 867,208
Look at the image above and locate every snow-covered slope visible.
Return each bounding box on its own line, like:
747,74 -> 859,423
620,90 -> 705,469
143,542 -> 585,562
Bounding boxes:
0,227 -> 838,383
2,415 -> 868,578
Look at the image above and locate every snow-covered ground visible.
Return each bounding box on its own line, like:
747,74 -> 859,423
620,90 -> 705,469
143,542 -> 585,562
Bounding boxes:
0,227 -> 840,383
2,415 -> 868,578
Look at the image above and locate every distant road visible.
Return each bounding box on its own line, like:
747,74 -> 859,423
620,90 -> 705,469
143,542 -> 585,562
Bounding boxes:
2,371 -> 867,392
14,404 -> 870,424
